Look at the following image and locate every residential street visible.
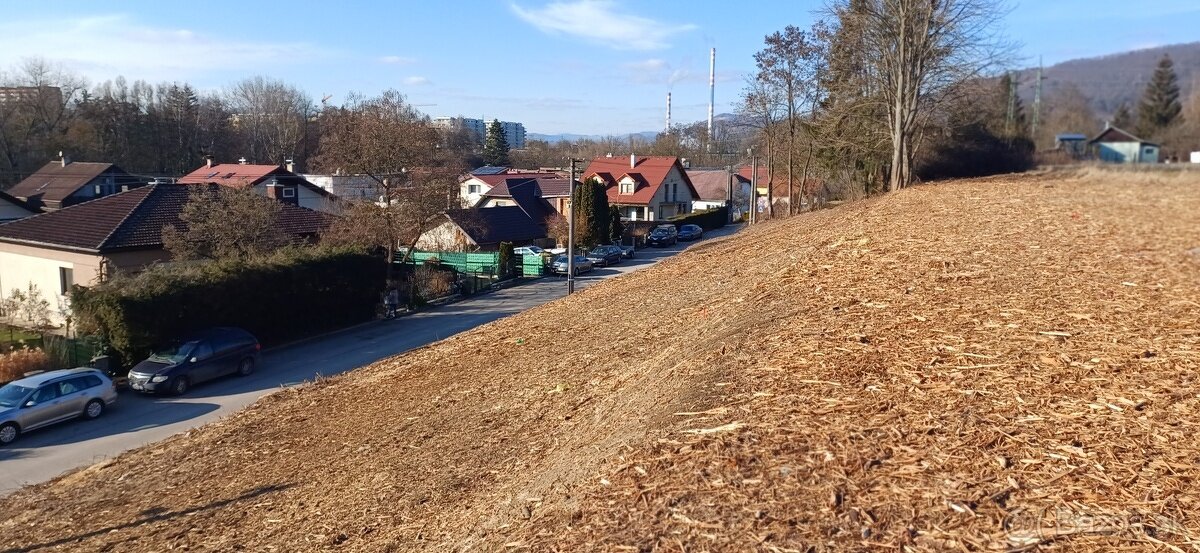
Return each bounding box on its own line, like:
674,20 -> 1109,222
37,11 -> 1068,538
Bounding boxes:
0,225 -> 741,495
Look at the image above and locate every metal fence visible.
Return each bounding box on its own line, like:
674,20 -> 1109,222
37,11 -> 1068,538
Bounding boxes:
1,324 -> 105,369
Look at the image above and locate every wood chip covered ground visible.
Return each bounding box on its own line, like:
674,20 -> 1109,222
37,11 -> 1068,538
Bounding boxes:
2,169 -> 1199,552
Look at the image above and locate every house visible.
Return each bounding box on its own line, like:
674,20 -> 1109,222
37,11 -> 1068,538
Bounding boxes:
5,157 -> 143,210
476,176 -> 573,216
583,155 -> 698,221
685,168 -> 752,219
1055,133 -> 1089,159
0,190 -> 39,222
302,173 -> 383,201
1089,124 -> 1160,164
416,207 -> 550,251
0,184 -> 330,325
178,160 -> 338,213
459,168 -> 561,207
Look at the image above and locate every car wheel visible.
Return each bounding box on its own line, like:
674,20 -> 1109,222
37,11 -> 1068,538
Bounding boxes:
171,377 -> 190,396
237,357 -> 255,377
0,423 -> 19,445
83,399 -> 105,420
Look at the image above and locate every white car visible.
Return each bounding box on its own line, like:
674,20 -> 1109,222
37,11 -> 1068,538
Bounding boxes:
513,246 -> 545,256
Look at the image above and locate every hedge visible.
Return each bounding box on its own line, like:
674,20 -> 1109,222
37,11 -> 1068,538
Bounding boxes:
668,206 -> 728,231
72,247 -> 386,365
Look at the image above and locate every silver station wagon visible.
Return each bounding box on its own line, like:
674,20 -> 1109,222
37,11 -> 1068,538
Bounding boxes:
0,368 -> 118,445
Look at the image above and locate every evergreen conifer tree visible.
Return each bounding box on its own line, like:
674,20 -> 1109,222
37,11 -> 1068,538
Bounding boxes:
1137,55 -> 1183,138
482,119 -> 510,166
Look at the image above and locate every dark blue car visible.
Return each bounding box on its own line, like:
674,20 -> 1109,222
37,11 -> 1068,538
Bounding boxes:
678,224 -> 704,241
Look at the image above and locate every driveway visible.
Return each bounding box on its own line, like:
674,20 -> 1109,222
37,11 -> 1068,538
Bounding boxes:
0,224 -> 742,494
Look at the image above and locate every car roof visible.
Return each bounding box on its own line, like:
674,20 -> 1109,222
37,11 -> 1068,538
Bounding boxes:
178,327 -> 255,341
8,368 -> 102,387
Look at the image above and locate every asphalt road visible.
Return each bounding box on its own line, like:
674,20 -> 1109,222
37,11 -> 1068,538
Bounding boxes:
0,225 -> 742,494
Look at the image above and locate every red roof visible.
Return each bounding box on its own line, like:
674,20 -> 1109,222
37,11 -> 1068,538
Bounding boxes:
583,156 -> 698,206
178,164 -> 288,187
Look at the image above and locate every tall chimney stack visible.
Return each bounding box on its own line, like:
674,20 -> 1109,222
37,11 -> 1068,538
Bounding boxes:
707,47 -> 716,140
665,92 -> 672,132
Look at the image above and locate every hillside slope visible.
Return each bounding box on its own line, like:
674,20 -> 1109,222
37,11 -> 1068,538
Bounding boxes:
2,169 -> 1199,552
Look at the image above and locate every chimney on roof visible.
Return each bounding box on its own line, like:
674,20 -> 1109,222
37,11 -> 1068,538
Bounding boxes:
630,153 -> 636,168
204,155 -> 214,169
285,158 -> 295,173
59,151 -> 69,167
238,156 -> 248,165
605,152 -> 613,158
681,158 -> 690,169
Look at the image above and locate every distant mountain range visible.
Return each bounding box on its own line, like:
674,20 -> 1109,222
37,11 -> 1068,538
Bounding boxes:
528,113 -> 742,144
1018,42 -> 1200,117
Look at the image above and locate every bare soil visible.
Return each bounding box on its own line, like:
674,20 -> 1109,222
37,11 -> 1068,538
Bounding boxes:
1,169 -> 1198,552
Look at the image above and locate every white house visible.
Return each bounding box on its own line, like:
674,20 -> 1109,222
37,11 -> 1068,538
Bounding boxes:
1089,125 -> 1160,164
302,173 -> 383,202
178,160 -> 339,213
583,155 -> 699,221
685,168 -> 752,219
458,168 -> 559,207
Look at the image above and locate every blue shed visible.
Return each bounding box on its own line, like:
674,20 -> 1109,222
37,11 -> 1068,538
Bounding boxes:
1088,125 -> 1160,164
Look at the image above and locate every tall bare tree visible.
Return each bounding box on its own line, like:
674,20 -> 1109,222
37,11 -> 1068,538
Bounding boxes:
0,59 -> 87,184
830,0 -> 1011,191
226,77 -> 314,167
753,26 -> 822,215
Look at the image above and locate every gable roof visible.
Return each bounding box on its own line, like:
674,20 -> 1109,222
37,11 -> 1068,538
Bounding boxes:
685,169 -> 749,202
7,161 -> 134,209
583,156 -> 699,205
1089,125 -> 1159,146
444,206 -> 546,246
0,189 -> 40,219
482,176 -> 574,199
0,184 -> 330,254
178,163 -> 335,201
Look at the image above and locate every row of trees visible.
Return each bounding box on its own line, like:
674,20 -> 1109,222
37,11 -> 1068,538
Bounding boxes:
0,60 -> 481,186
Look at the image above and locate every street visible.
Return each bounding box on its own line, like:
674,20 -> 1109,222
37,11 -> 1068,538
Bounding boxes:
0,225 -> 741,494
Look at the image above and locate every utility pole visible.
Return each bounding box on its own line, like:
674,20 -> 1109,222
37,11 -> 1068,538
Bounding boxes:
749,147 -> 758,225
1006,70 -> 1017,139
1032,57 -> 1043,141
567,159 -> 579,294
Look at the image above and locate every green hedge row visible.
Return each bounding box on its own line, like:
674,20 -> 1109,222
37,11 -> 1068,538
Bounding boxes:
72,247 -> 386,365
668,206 -> 728,231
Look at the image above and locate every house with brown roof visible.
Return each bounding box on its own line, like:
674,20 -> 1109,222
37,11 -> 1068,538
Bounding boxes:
0,184 -> 330,326
1089,124 -> 1160,164
685,168 -> 752,219
583,155 -> 698,221
476,176 -> 573,215
459,168 -> 561,207
178,160 -> 338,213
6,157 -> 143,210
0,190 -> 39,222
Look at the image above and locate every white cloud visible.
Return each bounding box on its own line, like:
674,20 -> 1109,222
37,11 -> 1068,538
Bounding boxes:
510,0 -> 696,51
624,59 -> 667,71
404,76 -> 432,86
379,55 -> 417,65
0,14 -> 328,82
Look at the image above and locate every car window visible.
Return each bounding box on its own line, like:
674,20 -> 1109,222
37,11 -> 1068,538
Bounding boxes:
0,384 -> 33,408
82,375 -> 102,388
193,341 -> 214,361
58,379 -> 82,396
30,385 -> 60,405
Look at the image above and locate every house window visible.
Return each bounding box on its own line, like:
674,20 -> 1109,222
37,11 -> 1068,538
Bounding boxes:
282,187 -> 296,198
672,183 -> 678,201
468,184 -> 481,194
620,182 -> 634,194
59,267 -> 73,295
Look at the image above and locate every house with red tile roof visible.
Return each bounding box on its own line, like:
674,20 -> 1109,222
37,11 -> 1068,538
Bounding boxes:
583,155 -> 698,221
6,157 -> 144,211
0,184 -> 330,326
178,160 -> 337,213
685,168 -> 752,219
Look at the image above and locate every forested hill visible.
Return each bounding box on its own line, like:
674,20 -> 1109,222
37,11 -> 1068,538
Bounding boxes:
1017,42 -> 1200,117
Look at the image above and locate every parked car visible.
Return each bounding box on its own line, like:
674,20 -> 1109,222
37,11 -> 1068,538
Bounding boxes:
618,244 -> 636,258
513,246 -> 545,256
550,255 -> 594,275
678,224 -> 704,241
127,327 -> 261,395
586,245 -> 624,267
646,226 -> 678,247
0,368 -> 118,445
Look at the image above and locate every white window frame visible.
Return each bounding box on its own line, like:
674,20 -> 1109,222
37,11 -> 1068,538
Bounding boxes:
282,187 -> 296,198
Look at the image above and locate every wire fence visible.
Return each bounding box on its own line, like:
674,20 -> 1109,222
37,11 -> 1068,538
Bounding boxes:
1,323 -> 105,373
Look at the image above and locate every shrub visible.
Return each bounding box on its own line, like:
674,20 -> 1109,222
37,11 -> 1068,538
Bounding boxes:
0,347 -> 54,383
71,247 -> 386,364
668,206 -> 728,231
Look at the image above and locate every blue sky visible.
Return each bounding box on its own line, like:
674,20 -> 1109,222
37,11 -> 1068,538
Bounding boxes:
1,1 -> 1197,135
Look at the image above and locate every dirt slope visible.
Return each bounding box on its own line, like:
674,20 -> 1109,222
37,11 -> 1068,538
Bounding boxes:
2,169 -> 1199,552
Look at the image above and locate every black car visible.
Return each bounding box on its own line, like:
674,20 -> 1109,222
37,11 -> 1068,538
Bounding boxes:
678,224 -> 704,241
586,245 -> 624,267
127,327 -> 262,395
646,228 -> 677,247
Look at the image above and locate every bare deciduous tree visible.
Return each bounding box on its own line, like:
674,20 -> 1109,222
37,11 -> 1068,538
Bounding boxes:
226,76 -> 314,166
162,186 -> 289,260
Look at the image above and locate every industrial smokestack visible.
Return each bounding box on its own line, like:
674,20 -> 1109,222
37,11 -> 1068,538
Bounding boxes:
707,47 -> 715,140
665,92 -> 671,133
